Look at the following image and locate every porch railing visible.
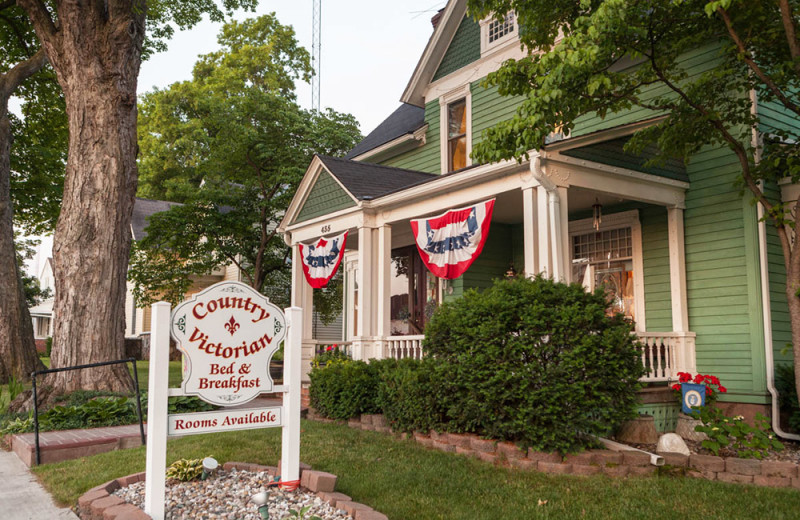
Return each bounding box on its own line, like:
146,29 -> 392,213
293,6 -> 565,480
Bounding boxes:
385,335 -> 425,360
313,340 -> 353,358
636,331 -> 696,383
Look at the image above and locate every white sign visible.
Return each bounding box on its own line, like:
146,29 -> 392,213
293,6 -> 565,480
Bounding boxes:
168,407 -> 282,436
170,281 -> 286,406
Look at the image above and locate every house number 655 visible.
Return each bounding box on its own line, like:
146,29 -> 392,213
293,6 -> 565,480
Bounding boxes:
321,225 -> 331,233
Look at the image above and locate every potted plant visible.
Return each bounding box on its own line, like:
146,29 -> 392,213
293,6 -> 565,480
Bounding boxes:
671,372 -> 727,441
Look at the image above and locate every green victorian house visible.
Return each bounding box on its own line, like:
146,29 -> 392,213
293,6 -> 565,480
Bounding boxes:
279,0 -> 797,435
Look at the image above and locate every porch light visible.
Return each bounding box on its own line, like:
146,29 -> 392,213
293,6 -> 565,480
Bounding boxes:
592,199 -> 603,231
251,490 -> 270,519
505,262 -> 517,278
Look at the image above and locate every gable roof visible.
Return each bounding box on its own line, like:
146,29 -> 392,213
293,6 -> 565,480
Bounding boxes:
401,0 -> 468,107
131,198 -> 182,240
317,155 -> 437,200
345,104 -> 425,159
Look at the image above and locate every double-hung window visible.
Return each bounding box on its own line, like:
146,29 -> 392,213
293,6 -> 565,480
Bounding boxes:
439,85 -> 471,174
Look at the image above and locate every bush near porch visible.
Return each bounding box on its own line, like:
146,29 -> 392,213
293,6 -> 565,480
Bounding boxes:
310,276 -> 644,454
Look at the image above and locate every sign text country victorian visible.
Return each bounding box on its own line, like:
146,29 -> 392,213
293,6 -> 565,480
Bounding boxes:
278,0 -> 797,432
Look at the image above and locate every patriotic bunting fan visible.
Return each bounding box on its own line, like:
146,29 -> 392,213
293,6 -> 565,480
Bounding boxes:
299,231 -> 348,288
410,199 -> 495,279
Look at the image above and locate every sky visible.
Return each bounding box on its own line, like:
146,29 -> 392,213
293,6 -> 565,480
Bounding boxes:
26,0 -> 448,277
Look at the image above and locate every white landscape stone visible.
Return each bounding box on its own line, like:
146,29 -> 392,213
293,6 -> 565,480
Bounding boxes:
656,433 -> 691,456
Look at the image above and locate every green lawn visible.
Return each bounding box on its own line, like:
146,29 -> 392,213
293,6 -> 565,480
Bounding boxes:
130,360 -> 183,391
33,420 -> 800,520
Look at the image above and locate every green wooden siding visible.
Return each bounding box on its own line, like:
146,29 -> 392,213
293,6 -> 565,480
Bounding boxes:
764,182 -> 793,366
381,100 -> 441,173
759,99 -> 800,137
432,16 -> 480,82
684,145 -> 768,404
560,137 -> 688,182
459,224 -> 512,293
294,169 -> 355,223
571,44 -> 724,137
471,82 -> 526,149
640,206 -> 673,331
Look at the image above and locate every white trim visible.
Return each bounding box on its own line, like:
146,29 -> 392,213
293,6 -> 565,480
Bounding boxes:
547,152 -> 689,189
351,124 -> 429,162
569,210 -> 646,332
667,208 -> 689,332
439,84 -> 472,174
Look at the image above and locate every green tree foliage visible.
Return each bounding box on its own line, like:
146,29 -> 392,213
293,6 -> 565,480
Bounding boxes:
424,276 -> 643,454
131,15 -> 361,309
466,0 -> 800,410
15,234 -> 50,307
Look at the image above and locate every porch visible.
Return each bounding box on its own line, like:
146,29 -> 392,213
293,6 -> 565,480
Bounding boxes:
282,134 -> 698,385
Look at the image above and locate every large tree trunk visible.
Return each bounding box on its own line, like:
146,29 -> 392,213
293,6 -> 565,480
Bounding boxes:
787,265 -> 800,412
0,98 -> 45,384
19,2 -> 146,393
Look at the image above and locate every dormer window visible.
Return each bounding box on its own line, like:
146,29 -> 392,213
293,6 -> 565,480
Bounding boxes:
480,12 -> 517,56
439,85 -> 472,174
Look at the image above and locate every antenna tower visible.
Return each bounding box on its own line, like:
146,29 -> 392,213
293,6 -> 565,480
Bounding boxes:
311,0 -> 322,111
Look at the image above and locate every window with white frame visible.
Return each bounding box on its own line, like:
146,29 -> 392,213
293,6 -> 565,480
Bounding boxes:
570,210 -> 645,329
439,85 -> 471,174
480,12 -> 517,56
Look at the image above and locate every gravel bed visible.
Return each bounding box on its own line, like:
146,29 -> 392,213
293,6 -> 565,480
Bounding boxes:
113,468 -> 354,519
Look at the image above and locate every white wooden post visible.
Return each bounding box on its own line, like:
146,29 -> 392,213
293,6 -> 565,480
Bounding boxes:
557,186 -> 571,282
144,302 -> 171,520
376,225 -> 392,358
281,306 -> 303,488
537,186 -> 551,277
522,187 -> 538,277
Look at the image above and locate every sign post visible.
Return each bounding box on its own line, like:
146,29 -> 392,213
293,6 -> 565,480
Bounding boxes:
144,282 -> 302,519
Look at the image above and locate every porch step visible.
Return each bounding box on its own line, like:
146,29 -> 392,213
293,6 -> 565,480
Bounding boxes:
11,424 -> 144,468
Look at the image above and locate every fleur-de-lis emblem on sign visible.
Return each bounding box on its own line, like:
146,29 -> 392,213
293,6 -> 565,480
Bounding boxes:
224,316 -> 240,336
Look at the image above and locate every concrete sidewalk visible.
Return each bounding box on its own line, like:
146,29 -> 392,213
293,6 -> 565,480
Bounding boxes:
0,450 -> 78,519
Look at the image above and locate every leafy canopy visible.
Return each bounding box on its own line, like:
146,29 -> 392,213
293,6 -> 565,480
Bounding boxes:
131,14 -> 361,312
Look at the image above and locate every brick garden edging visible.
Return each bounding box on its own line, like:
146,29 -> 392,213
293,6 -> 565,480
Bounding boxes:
76,462 -> 390,520
311,410 -> 800,491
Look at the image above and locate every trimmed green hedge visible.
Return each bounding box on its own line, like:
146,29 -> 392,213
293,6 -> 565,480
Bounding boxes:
309,276 -> 644,454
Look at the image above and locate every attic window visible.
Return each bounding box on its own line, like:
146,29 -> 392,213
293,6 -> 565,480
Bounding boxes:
481,12 -> 517,56
488,13 -> 515,43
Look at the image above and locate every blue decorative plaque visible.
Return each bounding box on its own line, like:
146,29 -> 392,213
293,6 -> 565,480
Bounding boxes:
681,382 -> 706,414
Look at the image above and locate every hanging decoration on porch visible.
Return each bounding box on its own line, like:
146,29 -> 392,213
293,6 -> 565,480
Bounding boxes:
299,231 -> 348,288
410,198 -> 495,279
592,198 -> 603,231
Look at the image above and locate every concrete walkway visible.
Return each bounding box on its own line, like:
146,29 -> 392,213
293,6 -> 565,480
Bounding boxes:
0,450 -> 79,519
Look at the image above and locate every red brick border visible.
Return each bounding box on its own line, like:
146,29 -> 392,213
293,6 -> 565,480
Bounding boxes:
324,410 -> 800,490
76,463 -> 391,519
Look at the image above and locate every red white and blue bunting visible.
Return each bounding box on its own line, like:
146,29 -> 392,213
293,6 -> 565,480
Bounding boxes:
299,231 -> 348,289
410,198 -> 495,280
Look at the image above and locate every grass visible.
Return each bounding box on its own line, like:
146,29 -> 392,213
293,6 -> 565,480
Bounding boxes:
33,420 -> 800,520
130,360 -> 183,391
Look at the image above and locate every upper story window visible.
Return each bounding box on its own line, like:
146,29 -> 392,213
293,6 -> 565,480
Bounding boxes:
447,99 -> 467,171
439,85 -> 472,174
480,12 -> 517,56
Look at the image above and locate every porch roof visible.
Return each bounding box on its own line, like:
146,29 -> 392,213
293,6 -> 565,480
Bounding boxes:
317,155 -> 437,200
344,104 -> 425,160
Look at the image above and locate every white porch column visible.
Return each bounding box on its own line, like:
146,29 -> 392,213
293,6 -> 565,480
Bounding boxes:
354,226 -> 375,360
667,207 -> 695,375
291,244 -> 315,383
537,186 -> 551,276
522,187 -> 538,276
557,186 -> 570,282
375,224 -> 392,359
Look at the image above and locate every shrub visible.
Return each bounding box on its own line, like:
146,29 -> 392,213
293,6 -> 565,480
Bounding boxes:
166,458 -> 205,482
423,275 -> 644,454
775,364 -> 800,431
693,407 -> 783,459
376,358 -> 445,433
309,360 -> 382,420
45,336 -> 52,358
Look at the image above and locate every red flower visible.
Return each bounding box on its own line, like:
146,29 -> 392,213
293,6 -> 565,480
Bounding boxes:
678,372 -> 692,383
694,374 -> 705,384
671,384 -> 681,391
718,385 -> 727,393
326,345 -> 333,351
706,387 -> 713,395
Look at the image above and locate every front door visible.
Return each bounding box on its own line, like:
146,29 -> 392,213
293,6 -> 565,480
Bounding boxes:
390,246 -> 439,335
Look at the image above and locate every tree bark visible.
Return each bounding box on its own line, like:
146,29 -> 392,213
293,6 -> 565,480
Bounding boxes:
18,1 -> 146,393
0,92 -> 45,384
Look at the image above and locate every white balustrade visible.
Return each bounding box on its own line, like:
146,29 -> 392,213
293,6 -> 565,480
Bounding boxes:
635,331 -> 696,382
385,335 -> 425,360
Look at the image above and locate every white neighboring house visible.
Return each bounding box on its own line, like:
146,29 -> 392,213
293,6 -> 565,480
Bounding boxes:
30,257 -> 54,342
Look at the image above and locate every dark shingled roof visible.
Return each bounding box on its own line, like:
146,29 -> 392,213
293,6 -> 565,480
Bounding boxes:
131,197 -> 182,240
317,155 -> 437,200
344,103 -> 426,159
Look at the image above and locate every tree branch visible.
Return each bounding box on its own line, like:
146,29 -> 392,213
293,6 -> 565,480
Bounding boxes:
718,7 -> 800,117
0,12 -> 30,55
16,0 -> 57,46
778,0 -> 800,71
0,47 -> 46,99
